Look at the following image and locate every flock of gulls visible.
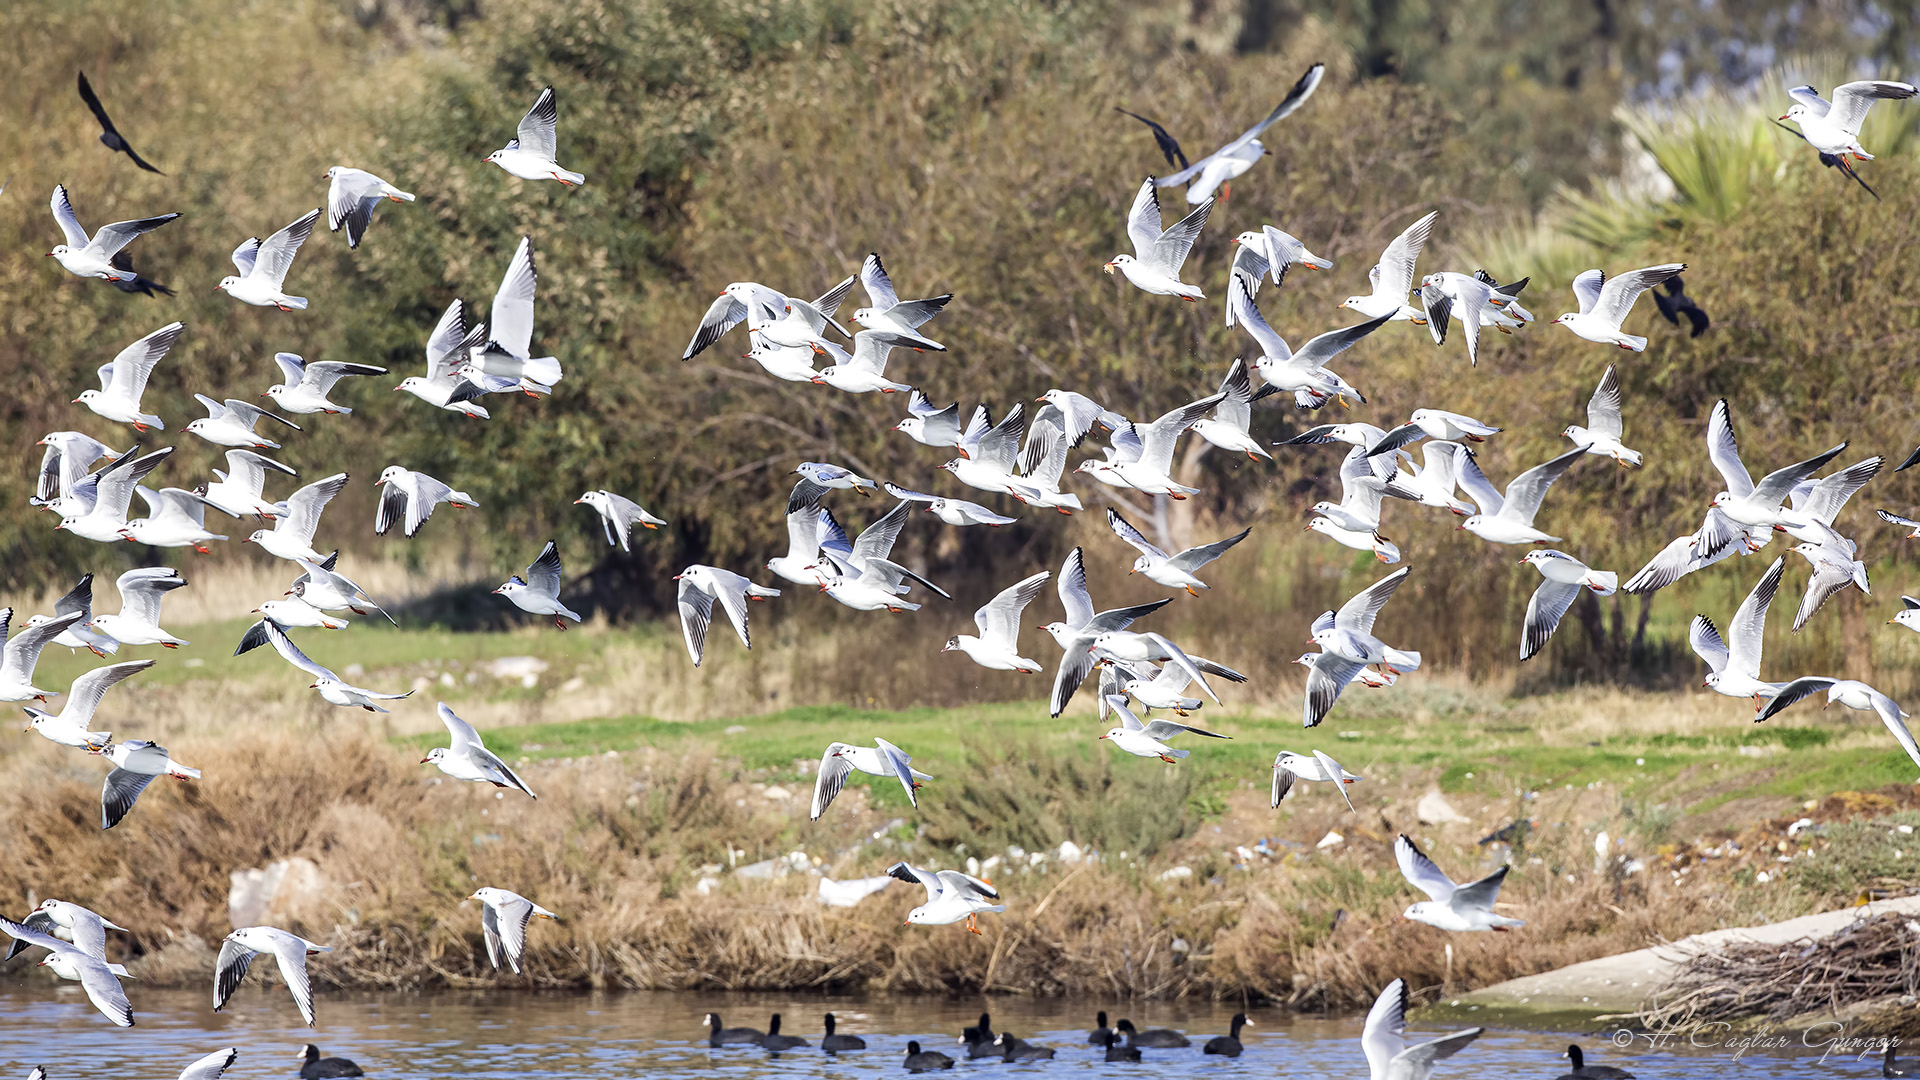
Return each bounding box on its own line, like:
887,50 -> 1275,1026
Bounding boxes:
4,55 -> 1920,1080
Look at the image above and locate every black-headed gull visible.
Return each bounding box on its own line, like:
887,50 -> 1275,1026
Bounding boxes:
469,887 -> 558,974
218,209 -> 320,310
576,489 -> 665,550
1381,441 -> 1474,516
1552,263 -> 1685,351
1563,364 -> 1641,466
794,461 -> 877,496
243,473 -> 349,562
397,300 -> 494,419
1517,551 -> 1616,661
1361,977 -> 1482,1079
0,610 -> 83,702
324,166 -> 414,248
30,575 -> 119,657
3,899 -> 128,965
75,322 -> 184,431
766,479 -> 838,586
1230,223 -> 1331,289
820,553 -> 949,613
1418,272 -> 1495,366
1341,211 -> 1436,322
811,328 -> 932,394
1780,81 -> 1917,162
1105,177 -> 1212,299
1105,508 -> 1247,595
1272,749 -> 1360,812
675,565 -> 780,665
1190,359 -> 1272,460
893,391 -> 964,447
375,466 -> 474,538
1890,596 -> 1920,635
1078,392 -> 1224,498
422,702 -> 535,796
852,252 -> 950,350
1228,276 -> 1386,406
1758,677 -> 1920,772
0,914 -> 133,1026
252,598 -> 347,632
805,498 -> 913,581
201,449 -> 296,519
215,925 -> 331,1026
683,278 -> 854,359
887,862 -> 1003,933
1125,63 -> 1324,203
1112,658 -> 1207,715
265,353 -> 388,415
123,487 -> 225,552
1883,508 -> 1920,538
288,554 -> 394,623
943,571 -> 1049,672
34,431 -> 121,512
57,447 -> 173,544
47,184 -> 177,282
101,737 -> 199,830
883,483 -> 1017,527
1012,407 -> 1084,513
185,394 -> 300,450
1098,694 -> 1229,762
1306,449 -> 1397,563
1455,445 -> 1586,545
1691,557 -> 1787,705
810,738 -> 929,818
1621,507 -> 1751,595
1296,648 -> 1384,727
1311,567 -> 1421,680
1395,834 -> 1523,932
1784,456 -> 1880,547
486,87 -> 585,185
1034,390 -> 1127,446
1039,547 -> 1171,717
496,541 -> 579,629
1709,435 -> 1847,535
93,567 -> 188,648
468,237 -> 564,393
236,620 -> 411,711
1368,409 -> 1499,459
1090,630 -> 1237,704
77,72 -> 164,173
940,403 -> 1030,498
1790,539 -> 1870,632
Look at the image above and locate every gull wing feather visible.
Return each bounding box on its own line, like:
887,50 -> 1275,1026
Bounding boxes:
1755,676 -> 1840,723
252,210 -> 318,286
212,938 -> 255,1012
810,744 -> 854,819
1520,579 -> 1581,661
1334,567 -> 1411,636
1729,557 -> 1785,675
516,87 -> 560,161
1586,364 -> 1625,439
1570,269 -> 1604,315
266,934 -> 319,1025
1496,446 -> 1587,525
489,238 -> 538,358
1169,527 -> 1249,573
1106,508 -> 1167,560
1689,616 -> 1730,675
1375,211 -> 1437,299
1394,834 -> 1458,901
976,572 -> 1049,651
50,185 -> 89,247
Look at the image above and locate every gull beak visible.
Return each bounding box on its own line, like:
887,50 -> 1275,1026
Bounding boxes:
1102,261 -> 1116,276
419,755 -> 432,764
490,586 -> 503,594
1098,734 -> 1108,739
70,396 -> 82,404
573,498 -> 585,504
44,252 -> 54,257
1778,114 -> 1791,122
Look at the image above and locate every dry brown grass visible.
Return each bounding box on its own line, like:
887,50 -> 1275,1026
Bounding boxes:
0,712 -> 1816,1008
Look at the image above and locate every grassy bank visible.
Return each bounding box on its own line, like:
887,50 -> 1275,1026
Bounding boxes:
5,619 -> 1918,1007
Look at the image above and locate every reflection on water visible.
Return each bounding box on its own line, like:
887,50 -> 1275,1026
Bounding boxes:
0,985 -> 1884,1077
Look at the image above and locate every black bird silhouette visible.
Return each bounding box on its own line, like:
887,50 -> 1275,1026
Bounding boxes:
109,252 -> 174,298
1651,277 -> 1709,337
78,72 -> 164,174
1114,108 -> 1190,171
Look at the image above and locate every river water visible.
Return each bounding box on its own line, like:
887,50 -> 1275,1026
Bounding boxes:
0,985 -> 1891,1077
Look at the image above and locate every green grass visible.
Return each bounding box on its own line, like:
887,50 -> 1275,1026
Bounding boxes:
381,688 -> 1920,832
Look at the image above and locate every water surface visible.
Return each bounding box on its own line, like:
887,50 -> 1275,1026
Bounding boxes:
0,986 -> 1886,1077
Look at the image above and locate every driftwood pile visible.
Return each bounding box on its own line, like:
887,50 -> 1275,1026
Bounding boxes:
1636,910 -> 1920,1033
